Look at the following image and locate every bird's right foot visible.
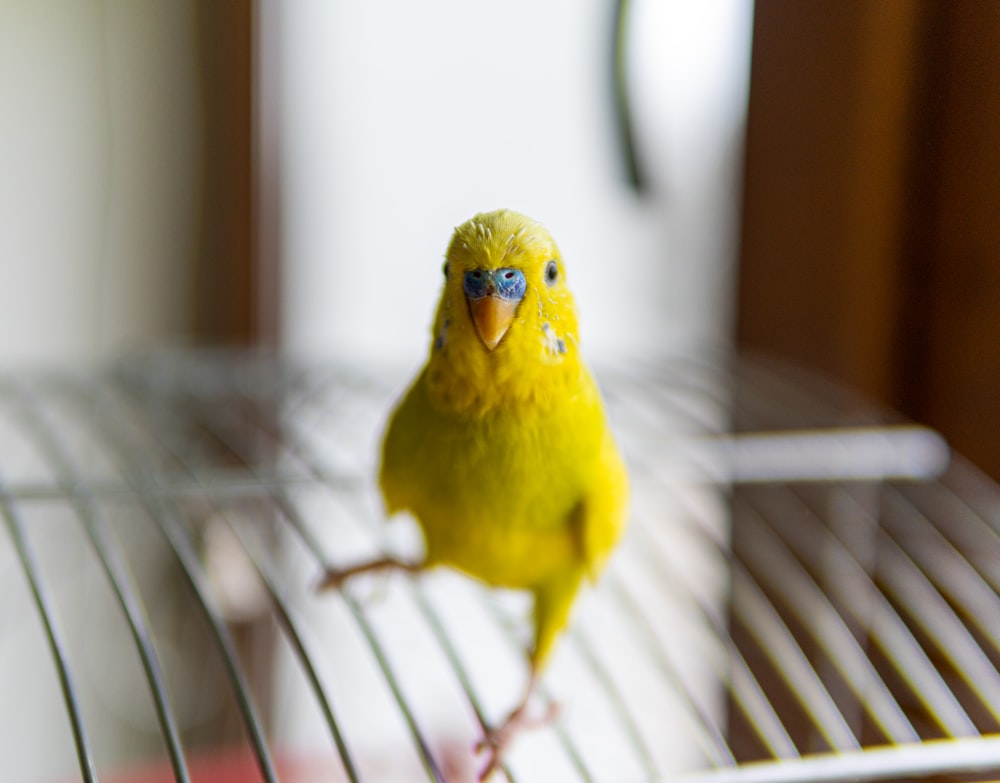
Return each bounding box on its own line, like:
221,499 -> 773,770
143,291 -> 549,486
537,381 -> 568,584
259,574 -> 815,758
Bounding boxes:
314,556 -> 422,592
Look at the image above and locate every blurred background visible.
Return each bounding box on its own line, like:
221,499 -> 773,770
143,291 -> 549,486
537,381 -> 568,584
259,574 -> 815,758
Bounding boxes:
3,0 -> 1000,780
4,0 -> 996,481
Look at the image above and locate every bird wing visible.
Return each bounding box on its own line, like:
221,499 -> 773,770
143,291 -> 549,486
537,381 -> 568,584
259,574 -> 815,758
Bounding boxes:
574,422 -> 630,581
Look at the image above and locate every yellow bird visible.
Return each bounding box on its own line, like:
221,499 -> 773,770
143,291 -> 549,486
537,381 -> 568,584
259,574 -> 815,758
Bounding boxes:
319,209 -> 629,779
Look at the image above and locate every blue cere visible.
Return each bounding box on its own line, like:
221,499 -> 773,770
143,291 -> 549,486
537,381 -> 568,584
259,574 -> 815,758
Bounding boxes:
463,268 -> 527,301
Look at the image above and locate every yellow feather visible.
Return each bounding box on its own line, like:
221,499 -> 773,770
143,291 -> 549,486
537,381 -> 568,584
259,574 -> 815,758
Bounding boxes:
379,209 -> 629,670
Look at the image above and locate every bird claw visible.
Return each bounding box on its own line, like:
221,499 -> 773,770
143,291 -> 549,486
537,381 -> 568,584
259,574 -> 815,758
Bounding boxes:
475,701 -> 561,781
315,557 -> 422,594
314,569 -> 348,592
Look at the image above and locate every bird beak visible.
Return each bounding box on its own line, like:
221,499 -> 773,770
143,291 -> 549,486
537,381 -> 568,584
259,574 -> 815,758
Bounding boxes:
469,296 -> 519,351
463,267 -> 526,351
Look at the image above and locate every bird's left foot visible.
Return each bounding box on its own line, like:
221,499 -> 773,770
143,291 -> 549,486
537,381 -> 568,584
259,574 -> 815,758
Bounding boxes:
475,699 -> 561,781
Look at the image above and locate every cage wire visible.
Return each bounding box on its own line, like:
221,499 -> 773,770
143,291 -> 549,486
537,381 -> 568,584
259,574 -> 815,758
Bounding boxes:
2,350 -> 1000,783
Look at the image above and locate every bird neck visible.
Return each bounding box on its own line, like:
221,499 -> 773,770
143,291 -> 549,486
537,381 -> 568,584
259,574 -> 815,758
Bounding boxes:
423,342 -> 583,417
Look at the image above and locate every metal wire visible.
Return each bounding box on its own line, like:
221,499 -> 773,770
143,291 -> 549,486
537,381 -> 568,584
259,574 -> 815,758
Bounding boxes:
5,379 -> 194,783
1,491 -> 99,783
84,372 -> 370,782
230,516 -> 364,783
3,352 -> 1000,782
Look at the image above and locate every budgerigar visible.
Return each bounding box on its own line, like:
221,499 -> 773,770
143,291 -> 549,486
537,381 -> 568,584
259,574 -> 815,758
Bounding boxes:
318,209 -> 629,779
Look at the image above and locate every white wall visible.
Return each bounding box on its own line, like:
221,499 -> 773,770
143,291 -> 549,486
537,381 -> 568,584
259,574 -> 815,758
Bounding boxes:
0,1 -> 201,366
276,0 -> 754,365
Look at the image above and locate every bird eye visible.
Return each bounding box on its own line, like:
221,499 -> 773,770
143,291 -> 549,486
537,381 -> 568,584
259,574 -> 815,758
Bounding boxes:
504,271 -> 514,279
545,260 -> 558,285
442,261 -> 449,277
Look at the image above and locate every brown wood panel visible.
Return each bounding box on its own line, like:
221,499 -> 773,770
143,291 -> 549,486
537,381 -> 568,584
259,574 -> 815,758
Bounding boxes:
737,0 -> 922,403
194,2 -> 257,344
905,3 -> 1000,480
738,0 -> 1000,480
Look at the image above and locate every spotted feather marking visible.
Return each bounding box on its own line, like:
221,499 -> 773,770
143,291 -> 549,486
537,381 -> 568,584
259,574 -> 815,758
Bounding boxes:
541,322 -> 567,356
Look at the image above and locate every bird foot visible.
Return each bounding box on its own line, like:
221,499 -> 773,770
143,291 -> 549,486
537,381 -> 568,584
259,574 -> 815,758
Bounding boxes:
314,568 -> 350,592
314,557 -> 421,593
475,700 -> 561,781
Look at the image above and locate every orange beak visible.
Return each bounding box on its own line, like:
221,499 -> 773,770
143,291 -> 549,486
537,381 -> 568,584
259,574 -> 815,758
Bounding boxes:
468,295 -> 519,351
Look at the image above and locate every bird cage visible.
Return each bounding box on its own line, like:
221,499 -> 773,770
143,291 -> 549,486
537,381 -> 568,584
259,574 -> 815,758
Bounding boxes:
3,350 -> 1000,783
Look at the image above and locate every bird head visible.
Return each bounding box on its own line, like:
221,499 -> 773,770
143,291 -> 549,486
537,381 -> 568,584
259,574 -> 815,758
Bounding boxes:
425,210 -> 582,411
